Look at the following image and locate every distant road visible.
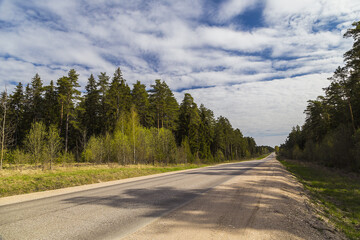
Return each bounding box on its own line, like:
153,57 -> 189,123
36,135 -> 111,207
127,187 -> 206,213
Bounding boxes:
0,154 -> 341,240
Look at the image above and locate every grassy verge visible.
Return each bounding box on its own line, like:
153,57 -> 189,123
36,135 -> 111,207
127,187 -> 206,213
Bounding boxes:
0,164 -> 206,198
279,159 -> 360,240
0,154 -> 271,198
255,153 -> 271,160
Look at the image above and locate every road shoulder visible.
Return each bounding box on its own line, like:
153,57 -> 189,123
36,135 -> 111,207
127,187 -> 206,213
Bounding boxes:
123,156 -> 344,240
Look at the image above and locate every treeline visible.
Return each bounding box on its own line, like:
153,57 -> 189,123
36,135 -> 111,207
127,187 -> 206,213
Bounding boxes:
279,21 -> 360,171
0,67 -> 271,169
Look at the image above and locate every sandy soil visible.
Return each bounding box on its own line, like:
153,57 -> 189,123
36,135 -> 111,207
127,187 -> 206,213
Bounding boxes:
123,154 -> 345,240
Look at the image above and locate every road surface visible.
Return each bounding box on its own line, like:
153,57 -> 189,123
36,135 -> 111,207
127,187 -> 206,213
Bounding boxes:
0,154 -> 342,239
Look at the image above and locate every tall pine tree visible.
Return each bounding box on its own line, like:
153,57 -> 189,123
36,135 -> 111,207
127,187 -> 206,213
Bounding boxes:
149,79 -> 179,131
132,80 -> 152,128
83,74 -> 100,137
56,69 -> 80,153
106,67 -> 131,131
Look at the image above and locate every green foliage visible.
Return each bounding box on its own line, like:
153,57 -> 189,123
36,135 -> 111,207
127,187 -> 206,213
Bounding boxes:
43,81 -> 59,127
44,124 -> 62,169
8,82 -> 25,146
83,74 -> 101,137
12,148 -> 31,167
2,67 -> 265,168
280,21 -> 360,171
0,164 -> 207,197
132,80 -> 152,128
24,121 -> 46,167
149,79 -> 179,131
215,149 -> 225,162
106,67 -> 132,131
178,93 -> 201,156
83,135 -> 105,163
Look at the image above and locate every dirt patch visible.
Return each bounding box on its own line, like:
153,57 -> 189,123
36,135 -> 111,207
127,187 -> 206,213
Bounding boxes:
123,155 -> 345,240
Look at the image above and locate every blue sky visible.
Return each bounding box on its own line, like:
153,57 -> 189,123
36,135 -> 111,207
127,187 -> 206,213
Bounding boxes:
0,0 -> 360,147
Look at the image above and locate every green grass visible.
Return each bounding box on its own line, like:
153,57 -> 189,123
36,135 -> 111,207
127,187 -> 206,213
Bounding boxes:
255,153 -> 271,160
0,155 -> 270,199
0,164 -> 205,198
279,159 -> 360,240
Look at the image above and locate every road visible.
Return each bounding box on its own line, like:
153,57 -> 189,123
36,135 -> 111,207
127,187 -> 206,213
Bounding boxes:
0,154 -> 342,240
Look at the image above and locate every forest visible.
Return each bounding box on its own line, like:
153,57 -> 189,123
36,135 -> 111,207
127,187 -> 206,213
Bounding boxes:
0,67 -> 272,170
279,21 -> 360,171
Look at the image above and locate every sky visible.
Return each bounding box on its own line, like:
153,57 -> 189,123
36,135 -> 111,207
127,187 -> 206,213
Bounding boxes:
1,0 -> 360,147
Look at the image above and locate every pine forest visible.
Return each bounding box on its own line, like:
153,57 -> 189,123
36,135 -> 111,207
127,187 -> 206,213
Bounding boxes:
0,68 -> 272,170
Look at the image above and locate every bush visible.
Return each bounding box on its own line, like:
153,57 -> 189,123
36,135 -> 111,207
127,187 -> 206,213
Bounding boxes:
215,150 -> 225,162
83,136 -> 105,163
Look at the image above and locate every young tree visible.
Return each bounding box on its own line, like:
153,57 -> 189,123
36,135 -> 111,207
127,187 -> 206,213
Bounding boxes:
45,124 -> 62,170
25,121 -> 46,168
128,106 -> 140,163
0,90 -> 12,170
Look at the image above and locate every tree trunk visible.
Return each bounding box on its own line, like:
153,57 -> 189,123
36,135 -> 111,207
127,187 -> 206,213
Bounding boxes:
157,111 -> 160,131
60,103 -> 64,128
65,113 -> 69,153
348,99 -> 356,132
50,155 -> 52,170
133,119 -> 136,164
0,97 -> 6,170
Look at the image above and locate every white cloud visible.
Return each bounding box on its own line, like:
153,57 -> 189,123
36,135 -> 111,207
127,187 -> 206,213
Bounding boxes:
217,0 -> 259,21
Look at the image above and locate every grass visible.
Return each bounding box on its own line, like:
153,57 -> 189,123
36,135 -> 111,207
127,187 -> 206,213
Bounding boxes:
0,163 -> 206,198
0,154 -> 271,199
279,159 -> 360,240
255,153 -> 271,160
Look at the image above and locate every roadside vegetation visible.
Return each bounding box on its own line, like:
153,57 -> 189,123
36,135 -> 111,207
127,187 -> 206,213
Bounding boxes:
0,163 -> 203,197
279,21 -> 360,172
0,154 -> 269,198
0,66 -> 273,197
279,158 -> 360,240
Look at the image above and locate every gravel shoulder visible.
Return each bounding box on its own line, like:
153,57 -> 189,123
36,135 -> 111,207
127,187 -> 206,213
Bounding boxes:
123,154 -> 345,240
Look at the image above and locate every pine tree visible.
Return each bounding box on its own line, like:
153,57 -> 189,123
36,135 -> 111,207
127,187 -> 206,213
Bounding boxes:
198,104 -> 215,159
132,80 -> 152,128
43,80 -> 59,127
30,73 -> 44,122
83,74 -> 100,137
213,116 -> 234,159
0,90 -> 11,170
178,93 -> 201,156
22,84 -> 33,136
98,72 -> 110,134
8,82 -> 25,146
149,79 -> 179,131
106,67 -> 132,131
56,69 -> 80,153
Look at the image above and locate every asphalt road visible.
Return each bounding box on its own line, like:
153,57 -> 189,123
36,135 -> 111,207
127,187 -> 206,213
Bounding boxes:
0,157 -> 267,240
